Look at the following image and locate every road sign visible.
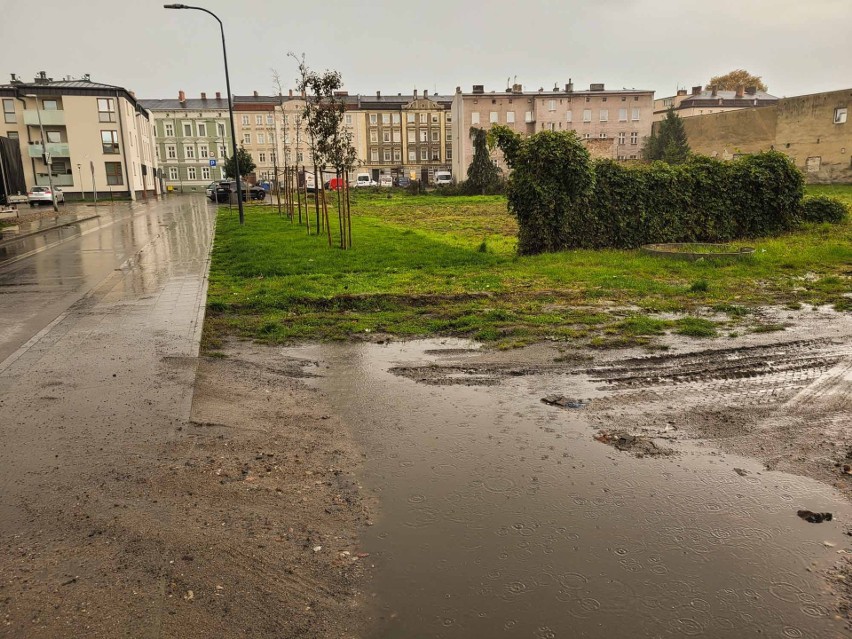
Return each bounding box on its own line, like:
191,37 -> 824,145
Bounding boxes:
209,159 -> 217,167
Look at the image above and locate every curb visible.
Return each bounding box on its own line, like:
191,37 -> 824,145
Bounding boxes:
0,214 -> 101,248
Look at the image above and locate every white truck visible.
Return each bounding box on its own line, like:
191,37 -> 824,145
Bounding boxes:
434,171 -> 452,186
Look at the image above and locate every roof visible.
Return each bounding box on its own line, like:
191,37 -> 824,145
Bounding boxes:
139,98 -> 231,110
458,88 -> 654,98
679,89 -> 778,106
0,77 -> 146,114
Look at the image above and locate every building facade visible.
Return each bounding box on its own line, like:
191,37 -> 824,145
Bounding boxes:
654,85 -> 778,121
140,91 -> 232,193
681,88 -> 851,183
0,72 -> 158,200
451,82 -> 655,178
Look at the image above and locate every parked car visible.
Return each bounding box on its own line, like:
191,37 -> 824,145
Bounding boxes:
378,175 -> 393,188
210,180 -> 266,203
353,173 -> 377,188
324,177 -> 347,191
397,175 -> 411,188
205,182 -> 217,199
28,186 -> 64,206
434,171 -> 453,186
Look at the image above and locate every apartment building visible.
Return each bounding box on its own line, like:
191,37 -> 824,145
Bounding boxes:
353,90 -> 453,183
451,82 -> 655,178
0,72 -> 158,200
653,85 -> 778,121
140,91 -> 232,193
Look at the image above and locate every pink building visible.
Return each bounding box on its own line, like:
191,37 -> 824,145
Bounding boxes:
451,82 -> 654,179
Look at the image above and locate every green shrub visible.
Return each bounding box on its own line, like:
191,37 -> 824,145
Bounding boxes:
800,195 -> 848,223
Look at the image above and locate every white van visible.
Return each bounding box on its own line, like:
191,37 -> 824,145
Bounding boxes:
434,171 -> 452,186
353,173 -> 377,187
378,174 -> 393,187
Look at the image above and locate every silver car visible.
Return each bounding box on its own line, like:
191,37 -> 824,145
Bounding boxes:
28,186 -> 64,206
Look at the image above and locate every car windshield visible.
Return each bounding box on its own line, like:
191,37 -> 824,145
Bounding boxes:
31,187 -> 46,192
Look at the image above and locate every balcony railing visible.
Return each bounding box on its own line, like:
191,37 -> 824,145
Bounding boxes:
35,174 -> 74,187
23,109 -> 66,126
27,142 -> 71,158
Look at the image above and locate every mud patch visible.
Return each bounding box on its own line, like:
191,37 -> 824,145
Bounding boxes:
594,431 -> 674,457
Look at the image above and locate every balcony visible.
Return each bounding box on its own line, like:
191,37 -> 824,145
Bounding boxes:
27,143 -> 71,158
23,109 -> 66,126
35,174 -> 74,187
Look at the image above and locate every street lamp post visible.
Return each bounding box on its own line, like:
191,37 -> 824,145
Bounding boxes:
24,94 -> 59,212
164,3 -> 244,224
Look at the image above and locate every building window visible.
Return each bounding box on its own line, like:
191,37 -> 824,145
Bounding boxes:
241,115 -> 249,126
490,111 -> 498,123
3,99 -> 16,123
218,144 -> 226,158
255,115 -> 263,126
445,114 -> 452,124
507,111 -> 515,124
382,113 -> 390,125
431,130 -> 439,142
446,130 -> 452,141
407,113 -> 415,123
183,122 -> 192,136
431,114 -> 439,123
408,149 -> 416,162
383,131 -> 391,143
599,132 -> 607,138
393,130 -> 401,143
199,144 -> 209,158
420,148 -> 428,161
164,122 -> 174,136
407,130 -> 416,143
392,113 -> 400,124
168,167 -> 178,180
197,122 -> 207,137
166,145 -> 177,159
471,112 -> 480,125
420,130 -> 428,142
217,122 -> 226,137
370,114 -> 377,125
431,148 -> 439,160
345,114 -> 352,125
185,145 -> 195,158
566,110 -> 572,123
202,166 -> 210,180
258,132 -> 265,144
383,150 -> 391,162
630,132 -> 638,144
370,130 -> 378,143
101,130 -> 119,154
548,100 -> 556,112
42,99 -> 59,110
599,109 -> 608,122
259,152 -> 266,162
632,108 -> 640,121
370,148 -> 378,162
618,132 -> 626,145
393,149 -> 401,162
446,147 -> 452,160
46,131 -> 61,143
243,133 -> 251,144
835,108 -> 848,124
583,109 -> 591,122
525,111 -> 533,123
297,151 -> 303,162
98,98 -> 116,122
619,108 -> 627,122
187,166 -> 197,180
105,162 -> 123,185
267,114 -> 274,126
419,113 -> 427,124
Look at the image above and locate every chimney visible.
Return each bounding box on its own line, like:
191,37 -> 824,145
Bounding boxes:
565,78 -> 574,93
201,92 -> 207,100
178,90 -> 186,103
215,91 -> 221,100
334,90 -> 349,96
456,86 -> 461,94
512,83 -> 523,94
289,89 -> 293,97
423,89 -> 428,97
676,88 -> 687,96
590,83 -> 605,91
710,86 -> 717,97
376,90 -> 381,98
745,86 -> 757,95
253,90 -> 259,97
735,85 -> 745,98
691,85 -> 702,95
414,88 -> 418,99
472,84 -> 485,94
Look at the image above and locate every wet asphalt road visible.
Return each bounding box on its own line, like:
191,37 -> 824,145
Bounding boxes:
0,196 -> 216,636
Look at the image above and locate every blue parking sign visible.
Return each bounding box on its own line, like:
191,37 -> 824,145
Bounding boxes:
209,159 -> 217,167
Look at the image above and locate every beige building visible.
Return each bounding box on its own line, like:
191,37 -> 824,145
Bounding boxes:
0,72 -> 158,200
451,82 -> 654,178
681,88 -> 851,183
654,85 -> 778,121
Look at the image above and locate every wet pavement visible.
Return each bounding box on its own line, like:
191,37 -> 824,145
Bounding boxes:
286,339 -> 852,638
0,196 -> 215,633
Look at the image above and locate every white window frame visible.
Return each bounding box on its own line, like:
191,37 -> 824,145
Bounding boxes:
524,111 -> 533,123
393,149 -> 401,162
420,130 -> 428,143
383,149 -> 391,162
583,109 -> 592,122
243,133 -> 251,144
632,108 -> 640,121
241,115 -> 249,126
630,132 -> 639,145
408,149 -> 416,162
506,111 -> 515,124
392,113 -> 400,124
197,122 -> 207,137
420,147 -> 428,161
599,109 -> 608,122
164,122 -> 174,137
618,132 -> 626,145
183,122 -> 193,136
407,130 -> 416,143
489,111 -> 498,123
407,113 -> 415,123
184,145 -> 195,159
383,131 -> 391,143
370,148 -> 379,162
382,113 -> 390,125
187,166 -> 197,180
566,110 -> 572,123
168,166 -> 178,180
257,132 -> 265,144
835,107 -> 848,124
255,115 -> 263,126
393,130 -> 401,143
201,166 -> 210,180
199,144 -> 209,158
370,114 -> 377,125
259,152 -> 266,162
166,145 -> 177,159
548,100 -> 556,112
619,108 -> 627,122
471,112 -> 480,125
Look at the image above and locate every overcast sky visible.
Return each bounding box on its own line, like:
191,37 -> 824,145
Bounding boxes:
1,0 -> 849,100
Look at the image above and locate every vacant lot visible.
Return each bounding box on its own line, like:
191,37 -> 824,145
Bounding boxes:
206,185 -> 851,350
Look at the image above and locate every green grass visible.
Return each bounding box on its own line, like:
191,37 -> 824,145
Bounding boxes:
205,186 -> 852,349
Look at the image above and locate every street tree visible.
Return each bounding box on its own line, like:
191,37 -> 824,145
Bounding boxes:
467,127 -> 500,195
223,146 -> 256,179
642,107 -> 690,164
707,69 -> 767,92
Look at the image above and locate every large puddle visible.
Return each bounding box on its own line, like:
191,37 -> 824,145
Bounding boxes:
286,339 -> 850,638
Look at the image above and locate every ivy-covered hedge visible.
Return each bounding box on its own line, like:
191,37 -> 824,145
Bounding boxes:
800,195 -> 848,224
568,151 -> 805,249
490,126 -> 839,254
